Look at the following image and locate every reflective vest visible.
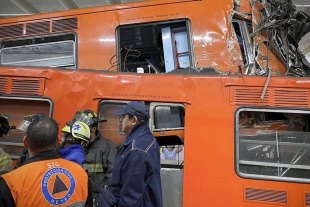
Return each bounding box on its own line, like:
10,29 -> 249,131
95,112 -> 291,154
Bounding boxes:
2,158 -> 88,207
0,148 -> 12,173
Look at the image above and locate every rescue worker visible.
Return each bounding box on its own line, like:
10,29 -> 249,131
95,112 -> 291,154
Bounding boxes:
68,110 -> 117,199
0,115 -> 13,174
111,101 -> 163,207
59,121 -> 90,167
0,118 -> 93,207
14,113 -> 48,168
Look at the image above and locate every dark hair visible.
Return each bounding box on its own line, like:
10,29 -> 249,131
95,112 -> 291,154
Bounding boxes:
0,117 -> 10,137
127,114 -> 148,123
26,118 -> 58,150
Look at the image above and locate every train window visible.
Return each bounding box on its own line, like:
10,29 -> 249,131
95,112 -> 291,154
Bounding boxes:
0,33 -> 76,69
154,106 -> 184,129
116,19 -> 193,73
98,101 -> 128,147
0,97 -> 52,160
232,19 -> 254,72
236,108 -> 310,183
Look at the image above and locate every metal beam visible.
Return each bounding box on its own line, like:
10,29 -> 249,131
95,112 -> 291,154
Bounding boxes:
58,0 -> 79,10
109,0 -> 124,5
11,0 -> 39,14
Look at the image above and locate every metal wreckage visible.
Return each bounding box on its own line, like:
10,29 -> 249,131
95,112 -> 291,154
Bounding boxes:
233,0 -> 310,77
168,0 -> 310,77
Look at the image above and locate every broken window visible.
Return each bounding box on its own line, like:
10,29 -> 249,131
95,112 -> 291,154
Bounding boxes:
232,19 -> 253,69
116,19 -> 192,73
236,108 -> 310,183
0,33 -> 76,69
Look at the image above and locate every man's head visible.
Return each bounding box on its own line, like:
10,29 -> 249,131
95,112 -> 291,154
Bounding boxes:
114,101 -> 149,135
25,118 -> 58,154
0,115 -> 10,138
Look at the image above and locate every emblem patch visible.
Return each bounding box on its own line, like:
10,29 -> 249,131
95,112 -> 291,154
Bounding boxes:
41,167 -> 76,205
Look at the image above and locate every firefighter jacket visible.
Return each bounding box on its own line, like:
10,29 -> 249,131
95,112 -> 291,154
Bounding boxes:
110,123 -> 163,207
0,147 -> 12,175
0,150 -> 93,207
85,134 -> 117,198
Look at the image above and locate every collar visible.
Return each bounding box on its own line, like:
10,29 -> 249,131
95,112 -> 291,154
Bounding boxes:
123,123 -> 149,146
22,150 -> 61,166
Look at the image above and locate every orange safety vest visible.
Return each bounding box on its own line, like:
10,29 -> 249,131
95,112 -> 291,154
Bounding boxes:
1,158 -> 88,207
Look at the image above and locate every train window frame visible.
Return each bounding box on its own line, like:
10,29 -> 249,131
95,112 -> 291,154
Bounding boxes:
0,33 -> 77,69
0,96 -> 53,159
232,19 -> 254,73
235,108 -> 310,184
116,19 -> 194,74
150,102 -> 185,168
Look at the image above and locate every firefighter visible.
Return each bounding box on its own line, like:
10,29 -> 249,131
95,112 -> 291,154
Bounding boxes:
15,113 -> 49,168
59,121 -> 90,167
0,118 -> 93,207
0,115 -> 13,174
68,110 -> 117,199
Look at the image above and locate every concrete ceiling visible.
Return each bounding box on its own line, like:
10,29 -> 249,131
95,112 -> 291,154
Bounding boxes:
0,0 -> 309,19
0,0 -> 144,19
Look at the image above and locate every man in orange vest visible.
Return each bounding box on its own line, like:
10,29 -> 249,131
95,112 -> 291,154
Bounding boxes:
0,118 -> 93,207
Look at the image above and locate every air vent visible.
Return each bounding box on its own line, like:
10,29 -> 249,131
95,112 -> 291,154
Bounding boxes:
26,21 -> 50,35
245,188 -> 287,204
0,77 -> 8,93
0,24 -> 23,39
305,192 -> 310,206
10,78 -> 44,96
52,18 -> 78,32
233,87 -> 270,106
274,89 -> 308,107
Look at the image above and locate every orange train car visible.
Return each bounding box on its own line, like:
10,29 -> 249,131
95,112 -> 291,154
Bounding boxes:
1,0 -> 310,206
1,68 -> 310,206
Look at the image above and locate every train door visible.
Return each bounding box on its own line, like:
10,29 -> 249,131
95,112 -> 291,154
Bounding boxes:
98,100 -> 185,207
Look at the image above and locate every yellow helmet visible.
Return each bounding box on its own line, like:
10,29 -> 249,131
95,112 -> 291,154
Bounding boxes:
70,121 -> 90,143
61,125 -> 71,133
61,121 -> 90,143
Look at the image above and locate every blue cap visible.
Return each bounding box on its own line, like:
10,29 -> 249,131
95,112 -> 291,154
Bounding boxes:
114,101 -> 149,121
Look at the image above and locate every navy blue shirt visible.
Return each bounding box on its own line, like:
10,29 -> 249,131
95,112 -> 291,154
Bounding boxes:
110,123 -> 163,207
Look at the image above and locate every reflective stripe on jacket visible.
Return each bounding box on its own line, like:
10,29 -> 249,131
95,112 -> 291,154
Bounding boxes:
87,163 -> 104,173
0,147 -> 12,173
85,134 -> 117,198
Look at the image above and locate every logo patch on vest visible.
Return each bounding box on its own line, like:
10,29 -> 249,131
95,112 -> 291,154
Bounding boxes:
41,167 -> 76,205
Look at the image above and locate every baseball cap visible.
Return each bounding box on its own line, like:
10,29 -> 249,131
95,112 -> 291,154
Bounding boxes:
114,101 -> 149,121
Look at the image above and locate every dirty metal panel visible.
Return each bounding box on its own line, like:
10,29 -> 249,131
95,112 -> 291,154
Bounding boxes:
231,86 -> 270,106
245,187 -> 288,204
230,86 -> 310,108
0,76 -> 45,96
